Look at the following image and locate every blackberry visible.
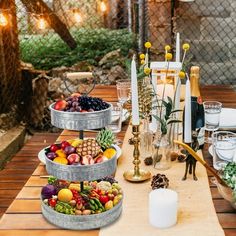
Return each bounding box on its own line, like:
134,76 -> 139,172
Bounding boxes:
78,96 -> 109,111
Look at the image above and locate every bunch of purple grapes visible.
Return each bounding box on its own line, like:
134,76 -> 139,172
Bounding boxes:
64,95 -> 109,112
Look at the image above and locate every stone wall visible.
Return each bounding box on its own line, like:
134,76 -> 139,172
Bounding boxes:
175,0 -> 236,85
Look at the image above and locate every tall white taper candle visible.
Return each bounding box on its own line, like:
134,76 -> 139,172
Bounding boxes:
131,56 -> 140,125
184,77 -> 192,143
176,32 -> 180,62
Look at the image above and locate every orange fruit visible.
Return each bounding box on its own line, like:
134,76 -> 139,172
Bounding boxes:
103,148 -> 116,159
53,157 -> 68,165
58,189 -> 73,202
55,149 -> 67,159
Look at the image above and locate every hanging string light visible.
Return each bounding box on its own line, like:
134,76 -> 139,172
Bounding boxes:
37,17 -> 47,30
73,12 -> 82,23
0,12 -> 8,27
100,1 -> 107,13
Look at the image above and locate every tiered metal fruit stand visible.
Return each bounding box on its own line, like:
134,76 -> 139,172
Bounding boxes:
41,102 -> 123,230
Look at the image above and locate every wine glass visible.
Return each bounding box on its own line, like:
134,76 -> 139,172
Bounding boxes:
106,102 -> 123,145
116,80 -> 131,106
203,101 -> 222,143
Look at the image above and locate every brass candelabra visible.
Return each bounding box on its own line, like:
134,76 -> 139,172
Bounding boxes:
123,125 -> 151,182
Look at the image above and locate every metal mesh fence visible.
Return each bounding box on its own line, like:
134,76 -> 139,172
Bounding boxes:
0,0 -> 236,131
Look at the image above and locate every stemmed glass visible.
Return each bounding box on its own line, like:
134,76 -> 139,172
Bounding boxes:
116,80 -> 131,106
203,101 -> 222,143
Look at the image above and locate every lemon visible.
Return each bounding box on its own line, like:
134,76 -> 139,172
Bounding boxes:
55,149 -> 66,159
103,148 -> 117,159
58,189 -> 73,202
71,139 -> 83,147
53,157 -> 68,165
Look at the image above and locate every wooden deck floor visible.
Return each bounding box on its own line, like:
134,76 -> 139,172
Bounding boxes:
0,133 -> 59,218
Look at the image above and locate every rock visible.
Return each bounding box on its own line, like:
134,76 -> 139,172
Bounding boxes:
98,49 -> 123,68
50,66 -> 70,78
107,65 -> 128,84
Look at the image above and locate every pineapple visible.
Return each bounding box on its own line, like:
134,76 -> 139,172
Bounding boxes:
76,139 -> 101,158
96,129 -> 115,150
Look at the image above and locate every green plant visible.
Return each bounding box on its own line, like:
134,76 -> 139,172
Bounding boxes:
20,28 -> 136,70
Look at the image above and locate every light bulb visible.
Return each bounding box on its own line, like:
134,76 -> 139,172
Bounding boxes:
100,1 -> 107,12
0,13 -> 8,27
37,18 -> 47,30
74,12 -> 82,23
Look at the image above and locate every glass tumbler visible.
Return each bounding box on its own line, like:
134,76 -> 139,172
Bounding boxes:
212,131 -> 236,170
203,101 -> 222,143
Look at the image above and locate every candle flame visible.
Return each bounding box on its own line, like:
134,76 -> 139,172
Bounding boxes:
100,1 -> 107,12
0,13 -> 8,27
74,12 -> 82,23
37,18 -> 47,30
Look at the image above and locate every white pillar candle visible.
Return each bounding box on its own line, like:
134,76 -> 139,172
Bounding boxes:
149,189 -> 178,228
131,56 -> 140,125
184,78 -> 192,143
175,32 -> 180,62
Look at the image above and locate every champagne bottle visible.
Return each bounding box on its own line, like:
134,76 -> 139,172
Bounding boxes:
190,66 -> 205,149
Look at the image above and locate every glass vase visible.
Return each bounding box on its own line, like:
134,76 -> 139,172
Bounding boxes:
152,130 -> 171,170
140,117 -> 153,159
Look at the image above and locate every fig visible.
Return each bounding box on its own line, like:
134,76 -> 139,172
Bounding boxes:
46,152 -> 57,160
64,145 -> 75,155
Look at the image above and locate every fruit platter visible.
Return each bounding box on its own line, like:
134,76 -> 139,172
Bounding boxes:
41,176 -> 123,230
43,129 -> 120,181
50,93 -> 112,130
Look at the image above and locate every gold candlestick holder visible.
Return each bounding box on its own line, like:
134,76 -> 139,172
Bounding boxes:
123,125 -> 151,182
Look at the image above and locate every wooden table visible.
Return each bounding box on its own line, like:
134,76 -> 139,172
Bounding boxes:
0,85 -> 235,235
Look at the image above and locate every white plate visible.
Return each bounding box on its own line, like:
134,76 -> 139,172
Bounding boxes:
208,145 -> 236,161
219,108 -> 236,129
38,144 -> 122,165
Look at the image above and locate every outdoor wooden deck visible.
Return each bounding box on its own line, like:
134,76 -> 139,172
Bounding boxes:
0,85 -> 236,235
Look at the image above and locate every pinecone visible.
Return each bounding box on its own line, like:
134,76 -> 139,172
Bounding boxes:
96,129 -> 114,150
144,157 -> 153,165
151,174 -> 169,190
76,139 -> 101,158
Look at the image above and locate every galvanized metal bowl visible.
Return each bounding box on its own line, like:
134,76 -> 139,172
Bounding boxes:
49,103 -> 112,130
41,198 -> 122,230
45,146 -> 118,182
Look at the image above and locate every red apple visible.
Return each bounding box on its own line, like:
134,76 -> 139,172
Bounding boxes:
54,100 -> 67,111
61,141 -> 70,150
50,144 -> 59,152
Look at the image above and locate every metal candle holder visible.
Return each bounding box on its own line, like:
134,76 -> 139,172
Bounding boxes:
123,125 -> 151,182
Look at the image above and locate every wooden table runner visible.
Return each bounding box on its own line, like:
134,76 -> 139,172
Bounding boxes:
100,125 -> 224,236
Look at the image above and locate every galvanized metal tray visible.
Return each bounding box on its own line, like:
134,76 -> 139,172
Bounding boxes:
41,198 -> 122,230
45,146 -> 118,181
49,103 -> 112,130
